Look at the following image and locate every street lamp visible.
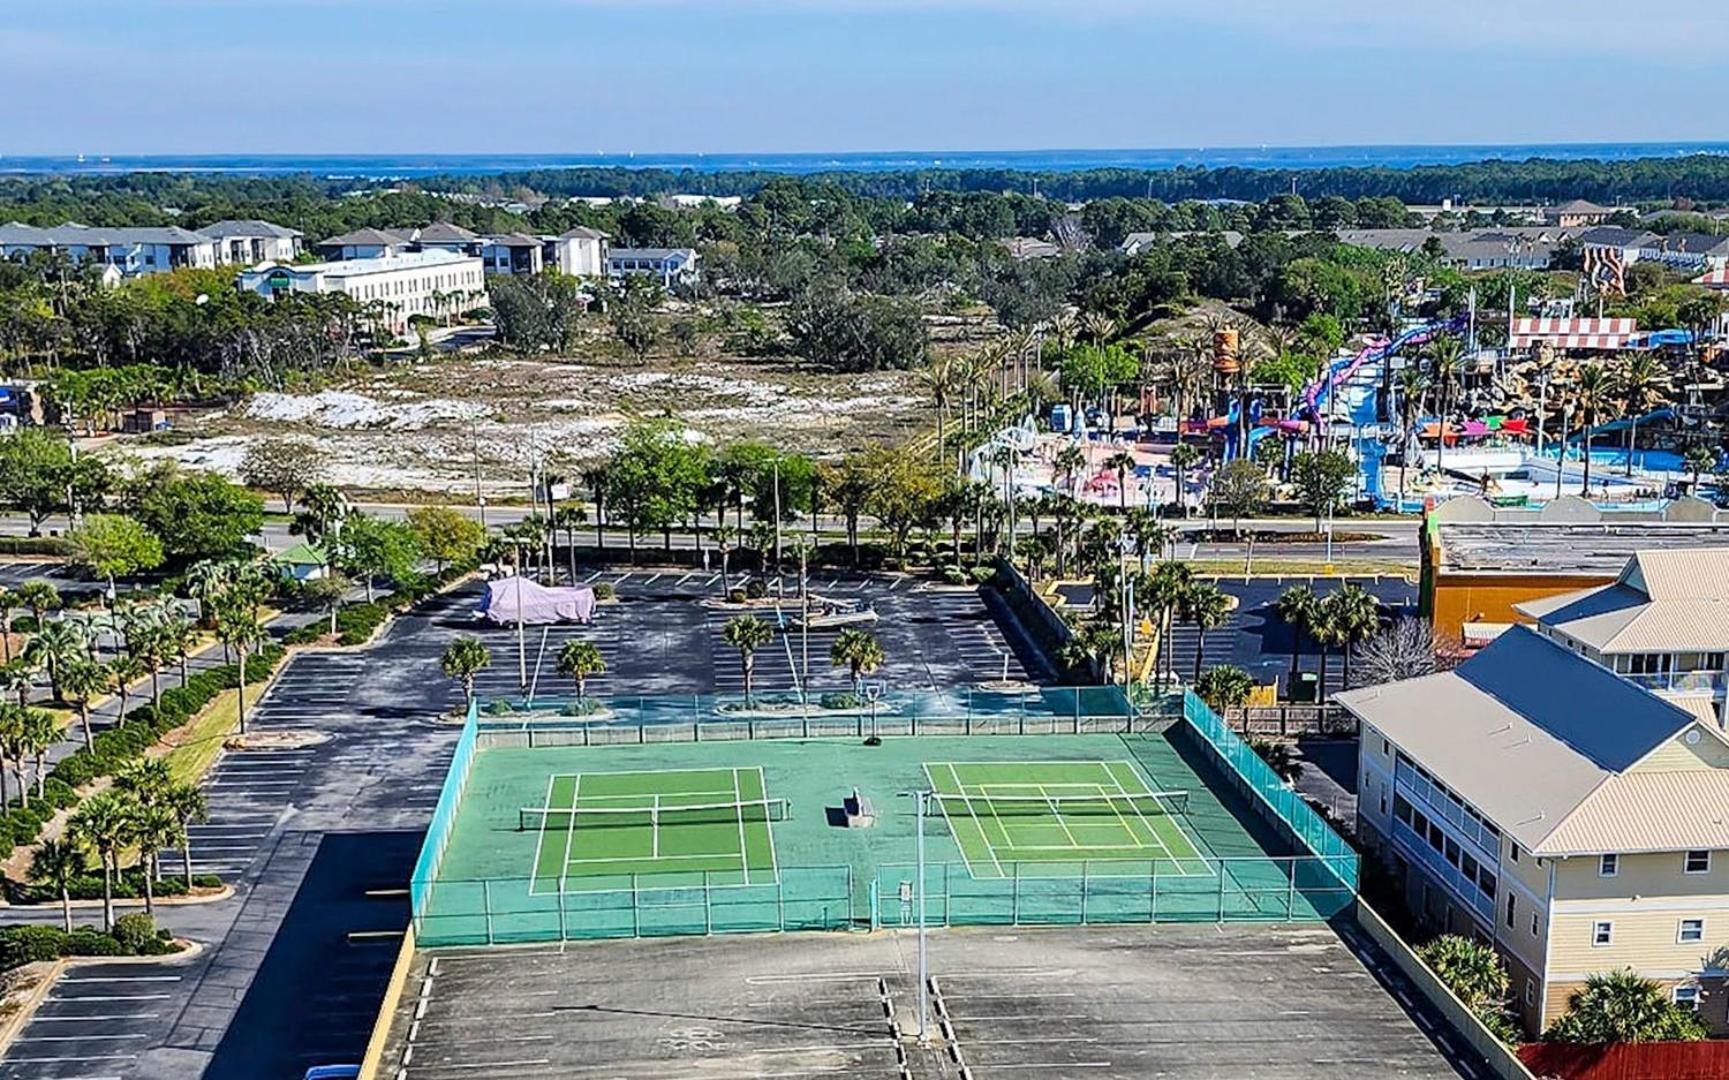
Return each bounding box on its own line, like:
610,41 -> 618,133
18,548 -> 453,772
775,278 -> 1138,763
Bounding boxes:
897,789 -> 932,1045
864,681 -> 884,743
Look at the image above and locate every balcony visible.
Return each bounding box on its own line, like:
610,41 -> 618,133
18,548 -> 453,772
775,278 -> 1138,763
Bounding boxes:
1393,818 -> 1496,924
1625,671 -> 1727,695
1396,771 -> 1499,860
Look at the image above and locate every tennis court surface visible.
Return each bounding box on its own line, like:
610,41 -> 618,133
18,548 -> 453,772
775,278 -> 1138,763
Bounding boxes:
528,766 -> 779,890
925,759 -> 1205,877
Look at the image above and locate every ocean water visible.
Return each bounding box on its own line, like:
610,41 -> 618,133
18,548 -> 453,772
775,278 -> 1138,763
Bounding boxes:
2,143 -> 1727,179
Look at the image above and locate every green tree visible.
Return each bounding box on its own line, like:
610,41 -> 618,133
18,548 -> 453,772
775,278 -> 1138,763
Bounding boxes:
605,419 -> 711,561
338,514 -> 424,602
70,514 -> 164,597
440,637 -> 491,711
28,837 -> 86,933
722,615 -> 774,705
406,505 -> 486,575
555,639 -> 605,699
1290,449 -> 1356,530
1168,442 -> 1204,516
1545,969 -> 1708,1044
786,282 -> 928,372
240,438 -> 328,513
1206,459 -> 1270,537
1417,935 -> 1517,1041
23,618 -> 84,703
863,446 -> 943,559
301,572 -> 349,637
1572,363 -> 1616,497
1194,665 -> 1254,711
0,427 -> 110,535
164,782 -> 209,888
1180,581 -> 1232,683
829,628 -> 885,695
123,463 -> 264,561
1103,451 -> 1137,512
69,791 -> 137,932
1326,583 -> 1381,688
130,803 -> 179,916
212,601 -> 263,734
16,580 -> 61,625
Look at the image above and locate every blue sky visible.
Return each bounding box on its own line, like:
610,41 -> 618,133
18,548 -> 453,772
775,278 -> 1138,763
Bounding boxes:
4,1 -> 1725,154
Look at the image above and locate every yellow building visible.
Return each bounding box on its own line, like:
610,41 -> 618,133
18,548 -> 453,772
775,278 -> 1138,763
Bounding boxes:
1338,626 -> 1729,1036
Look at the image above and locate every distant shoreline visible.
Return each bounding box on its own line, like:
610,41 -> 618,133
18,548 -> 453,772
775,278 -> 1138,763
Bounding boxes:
4,142 -> 1729,180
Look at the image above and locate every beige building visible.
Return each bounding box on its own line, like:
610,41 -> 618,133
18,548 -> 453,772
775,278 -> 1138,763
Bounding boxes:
1338,626 -> 1729,1036
1518,549 -> 1729,727
236,250 -> 484,334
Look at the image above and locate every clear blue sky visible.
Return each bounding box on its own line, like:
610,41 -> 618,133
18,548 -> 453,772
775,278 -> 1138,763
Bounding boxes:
5,1 -> 1724,154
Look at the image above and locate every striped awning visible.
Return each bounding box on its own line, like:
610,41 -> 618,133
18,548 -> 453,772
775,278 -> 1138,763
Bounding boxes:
1510,317 -> 1637,349
1694,266 -> 1729,290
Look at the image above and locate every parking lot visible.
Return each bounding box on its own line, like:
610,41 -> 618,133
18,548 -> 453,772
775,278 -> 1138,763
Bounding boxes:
444,570 -> 1047,704
383,923 -> 1477,1079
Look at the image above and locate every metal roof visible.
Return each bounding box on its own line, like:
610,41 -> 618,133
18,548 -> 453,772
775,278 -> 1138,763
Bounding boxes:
0,221 -> 213,246
1538,771 -> 1729,856
199,219 -> 302,239
1516,550 -> 1729,652
1436,522 -> 1729,576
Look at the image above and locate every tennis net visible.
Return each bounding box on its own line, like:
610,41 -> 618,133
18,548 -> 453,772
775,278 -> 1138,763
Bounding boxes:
518,797 -> 791,832
932,789 -> 1190,819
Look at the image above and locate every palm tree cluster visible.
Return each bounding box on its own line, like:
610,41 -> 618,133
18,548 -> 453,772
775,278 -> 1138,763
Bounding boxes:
1274,583 -> 1382,698
43,758 -> 208,933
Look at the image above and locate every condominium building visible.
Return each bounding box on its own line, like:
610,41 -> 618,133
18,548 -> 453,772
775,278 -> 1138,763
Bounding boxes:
1339,626 -> 1729,1036
1518,549 -> 1729,727
198,219 -> 304,264
607,247 -> 699,289
0,222 -> 220,276
318,222 -> 608,278
236,250 -> 484,334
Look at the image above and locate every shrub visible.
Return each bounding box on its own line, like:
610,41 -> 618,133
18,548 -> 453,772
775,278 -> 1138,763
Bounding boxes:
282,625 -> 322,645
727,588 -> 746,604
744,579 -> 768,600
592,581 -> 616,601
818,691 -> 864,710
481,700 -> 518,716
64,930 -> 125,957
0,925 -> 70,968
941,566 -> 967,585
111,913 -> 158,953
9,615 -> 39,635
560,698 -> 606,717
969,566 -> 997,585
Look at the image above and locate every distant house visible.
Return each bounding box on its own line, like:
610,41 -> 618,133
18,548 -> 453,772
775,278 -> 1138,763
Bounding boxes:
1337,227 -> 1569,270
414,222 -> 483,256
1002,237 -> 1062,260
0,222 -> 220,277
316,227 -> 416,261
1638,232 -> 1729,271
542,226 -> 608,277
607,247 -> 699,289
481,233 -> 544,275
200,220 -> 303,265
1543,199 -> 1621,227
270,542 -> 329,582
1120,230 -> 1244,257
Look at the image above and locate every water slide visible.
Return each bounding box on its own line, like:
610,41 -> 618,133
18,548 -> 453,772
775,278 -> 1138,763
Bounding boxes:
1300,314 -> 1468,427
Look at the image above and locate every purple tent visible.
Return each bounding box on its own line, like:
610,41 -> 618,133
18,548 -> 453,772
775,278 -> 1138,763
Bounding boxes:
477,576 -> 596,625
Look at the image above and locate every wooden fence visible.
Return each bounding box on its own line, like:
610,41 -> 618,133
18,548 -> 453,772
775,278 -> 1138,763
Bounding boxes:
1223,704 -> 1356,737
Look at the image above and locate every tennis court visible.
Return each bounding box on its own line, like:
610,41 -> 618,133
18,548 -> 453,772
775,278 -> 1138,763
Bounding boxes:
527,767 -> 780,892
925,759 -> 1206,878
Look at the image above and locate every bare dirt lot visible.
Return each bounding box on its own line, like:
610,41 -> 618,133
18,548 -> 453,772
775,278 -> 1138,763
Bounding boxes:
120,350 -> 930,497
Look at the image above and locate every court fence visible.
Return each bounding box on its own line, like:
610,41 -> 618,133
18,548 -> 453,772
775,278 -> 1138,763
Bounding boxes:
410,698 -> 479,921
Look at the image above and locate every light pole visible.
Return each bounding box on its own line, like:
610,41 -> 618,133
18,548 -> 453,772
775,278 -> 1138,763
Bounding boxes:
865,681 -> 884,742
898,789 -> 932,1045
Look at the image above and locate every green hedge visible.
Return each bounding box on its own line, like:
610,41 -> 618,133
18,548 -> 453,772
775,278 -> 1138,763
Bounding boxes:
0,537 -> 74,558
284,562 -> 474,647
0,915 -> 179,973
0,644 -> 287,857
6,870 -> 225,905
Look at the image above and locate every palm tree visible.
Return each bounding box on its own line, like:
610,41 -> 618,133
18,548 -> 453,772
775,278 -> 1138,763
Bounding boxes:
107,653 -> 146,723
213,604 -> 264,734
440,637 -> 491,711
1145,561 -> 1194,689
115,757 -> 172,807
59,657 -> 108,752
830,628 -> 885,695
0,587 -> 15,663
1685,443 -> 1718,494
16,580 -> 61,626
1168,443 -> 1202,516
23,618 -> 84,702
1394,366 -> 1432,508
722,615 -> 774,705
1275,585 -> 1319,696
20,707 -> 56,800
183,560 -> 230,626
164,783 -> 209,888
1103,451 -> 1137,512
1573,362 -> 1616,496
919,356 -> 960,469
1181,581 -> 1232,684
29,837 -> 86,933
1053,442 -> 1087,498
0,659 -> 30,709
69,791 -> 136,932
1122,509 -> 1175,574
555,640 -> 605,699
0,705 -> 21,806
1426,335 -> 1464,477
1615,354 -> 1671,477
130,803 -> 179,915
1194,665 -> 1255,712
1328,584 -> 1381,688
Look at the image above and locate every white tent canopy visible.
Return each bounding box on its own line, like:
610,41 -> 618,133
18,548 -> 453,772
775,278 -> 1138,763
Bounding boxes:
477,575 -> 596,625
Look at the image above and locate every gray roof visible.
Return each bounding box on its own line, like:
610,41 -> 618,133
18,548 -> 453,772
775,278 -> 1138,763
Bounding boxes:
484,232 -> 541,248
1550,199 -> 1615,215
1436,522 -> 1729,576
557,226 -> 608,241
1578,226 -> 1656,248
319,227 -> 413,247
1335,626 -> 1699,853
1515,548 -> 1729,652
1647,232 -> 1729,256
416,222 -> 479,244
608,247 -> 695,261
199,219 -> 302,240
0,221 -> 212,246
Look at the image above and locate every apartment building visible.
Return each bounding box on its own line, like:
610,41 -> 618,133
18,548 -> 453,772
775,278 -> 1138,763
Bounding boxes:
1339,626 -> 1729,1036
1518,549 -> 1729,727
0,222 -> 220,277
316,222 -> 607,278
236,250 -> 484,334
607,246 -> 699,289
198,219 -> 303,264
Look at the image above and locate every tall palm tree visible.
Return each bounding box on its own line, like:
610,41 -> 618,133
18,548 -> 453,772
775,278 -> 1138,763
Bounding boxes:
131,804 -> 179,914
214,604 -> 264,734
16,580 -> 61,626
164,783 -> 209,888
919,356 -> 959,469
722,615 -> 774,705
59,657 -> 108,752
107,652 -> 146,723
0,587 -> 15,664
1168,443 -> 1202,516
1103,451 -> 1137,512
1394,366 -> 1432,509
23,618 -> 84,702
440,637 -> 491,711
69,791 -> 136,932
1306,592 -> 1342,697
28,837 -> 85,933
1122,508 -> 1174,574
20,707 -> 56,800
830,628 -> 886,695
1573,363 -> 1616,497
1181,581 -> 1232,684
555,639 -> 605,700
1615,354 -> 1671,477
1426,335 -> 1464,478
1053,442 -> 1087,498
0,660 -> 30,709
1328,584 -> 1381,688
0,705 -> 21,807
1145,561 -> 1194,689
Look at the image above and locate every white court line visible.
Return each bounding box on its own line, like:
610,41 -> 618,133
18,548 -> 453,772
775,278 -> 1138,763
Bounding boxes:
1103,762 -> 1176,869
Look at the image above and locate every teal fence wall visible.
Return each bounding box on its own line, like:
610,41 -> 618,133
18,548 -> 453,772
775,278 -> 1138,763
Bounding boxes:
409,699 -> 479,924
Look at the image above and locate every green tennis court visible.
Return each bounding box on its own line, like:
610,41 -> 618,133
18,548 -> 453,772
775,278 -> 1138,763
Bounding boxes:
528,767 -> 780,892
925,759 -> 1208,878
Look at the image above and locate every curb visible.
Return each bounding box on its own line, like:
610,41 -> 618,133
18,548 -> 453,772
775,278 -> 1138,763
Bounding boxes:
3,884 -> 236,912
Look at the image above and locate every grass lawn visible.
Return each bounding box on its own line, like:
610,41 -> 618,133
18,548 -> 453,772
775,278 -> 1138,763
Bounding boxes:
156,686 -> 244,787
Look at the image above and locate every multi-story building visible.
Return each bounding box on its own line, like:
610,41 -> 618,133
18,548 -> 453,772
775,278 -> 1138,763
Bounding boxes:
607,246 -> 699,289
0,222 -> 220,276
1339,625 -> 1729,1036
236,250 -> 484,334
1518,549 -> 1729,727
316,227 -> 416,261
199,219 -> 304,264
543,226 -> 608,277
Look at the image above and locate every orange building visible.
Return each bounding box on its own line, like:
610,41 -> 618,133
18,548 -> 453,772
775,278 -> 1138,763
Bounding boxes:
1419,495 -> 1729,646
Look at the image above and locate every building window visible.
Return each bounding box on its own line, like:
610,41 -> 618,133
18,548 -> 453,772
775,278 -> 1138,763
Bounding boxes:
1379,792 -> 1387,815
1381,737 -> 1390,755
1685,851 -> 1711,875
1525,979 -> 1537,1006
1675,985 -> 1701,1011
1599,854 -> 1619,877
1509,843 -> 1520,863
1506,893 -> 1517,929
1592,921 -> 1613,946
1531,913 -> 1540,937
1679,919 -> 1705,944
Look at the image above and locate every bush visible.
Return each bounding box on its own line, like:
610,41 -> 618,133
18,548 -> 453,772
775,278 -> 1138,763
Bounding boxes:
941,566 -> 967,585
818,691 -> 864,710
0,919 -> 182,973
111,913 -> 157,953
592,581 -> 616,601
560,698 -> 606,717
333,602 -> 390,646
64,930 -> 125,957
6,870 -> 224,905
0,537 -> 73,558
969,566 -> 997,585
727,588 -> 746,604
0,925 -> 70,969
744,579 -> 768,600
282,625 -> 323,645
8,615 -> 39,635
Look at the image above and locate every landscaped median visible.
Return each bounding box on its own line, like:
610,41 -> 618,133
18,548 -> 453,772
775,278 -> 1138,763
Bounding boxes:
282,560 -> 477,648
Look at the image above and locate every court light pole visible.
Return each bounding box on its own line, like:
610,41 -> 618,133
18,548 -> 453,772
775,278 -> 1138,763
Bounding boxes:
897,789 -> 932,1045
